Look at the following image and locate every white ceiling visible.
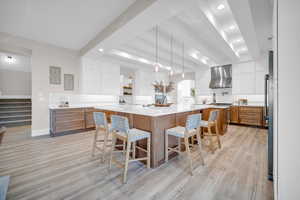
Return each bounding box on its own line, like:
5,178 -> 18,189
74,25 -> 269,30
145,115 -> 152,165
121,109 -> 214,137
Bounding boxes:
0,0 -> 273,74
87,0 -> 273,73
0,52 -> 31,72
0,0 -> 136,49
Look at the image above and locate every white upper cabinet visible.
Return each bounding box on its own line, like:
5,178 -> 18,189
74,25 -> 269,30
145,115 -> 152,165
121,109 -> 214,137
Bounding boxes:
195,68 -> 211,95
232,57 -> 268,95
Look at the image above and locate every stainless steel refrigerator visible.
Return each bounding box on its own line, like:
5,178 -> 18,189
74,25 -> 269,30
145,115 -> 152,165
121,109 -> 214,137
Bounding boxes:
265,51 -> 273,181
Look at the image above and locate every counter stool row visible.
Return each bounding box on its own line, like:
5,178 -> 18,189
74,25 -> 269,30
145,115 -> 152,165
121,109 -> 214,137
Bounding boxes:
91,110 -> 221,183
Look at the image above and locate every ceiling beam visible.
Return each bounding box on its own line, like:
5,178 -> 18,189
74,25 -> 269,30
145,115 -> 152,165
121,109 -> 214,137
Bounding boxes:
80,0 -> 194,56
227,0 -> 261,59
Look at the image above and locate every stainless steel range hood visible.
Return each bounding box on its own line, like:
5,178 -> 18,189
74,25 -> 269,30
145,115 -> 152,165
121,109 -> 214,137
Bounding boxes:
209,64 -> 232,89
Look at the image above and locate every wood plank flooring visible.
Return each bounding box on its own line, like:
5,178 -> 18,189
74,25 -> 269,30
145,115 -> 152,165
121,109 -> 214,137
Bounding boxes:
0,125 -> 273,200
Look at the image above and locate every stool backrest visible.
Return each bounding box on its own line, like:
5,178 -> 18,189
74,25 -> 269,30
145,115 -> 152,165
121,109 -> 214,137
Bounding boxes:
93,112 -> 107,127
111,115 -> 130,134
209,110 -> 219,122
185,114 -> 201,131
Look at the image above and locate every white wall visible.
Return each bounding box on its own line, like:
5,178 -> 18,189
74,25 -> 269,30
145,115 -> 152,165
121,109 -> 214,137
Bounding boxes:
133,69 -> 170,104
195,57 -> 268,103
276,0 -> 300,199
0,32 -> 80,136
0,69 -> 31,95
80,56 -> 120,95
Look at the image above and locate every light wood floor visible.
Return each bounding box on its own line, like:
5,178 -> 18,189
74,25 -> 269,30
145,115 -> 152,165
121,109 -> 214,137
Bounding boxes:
0,125 -> 273,200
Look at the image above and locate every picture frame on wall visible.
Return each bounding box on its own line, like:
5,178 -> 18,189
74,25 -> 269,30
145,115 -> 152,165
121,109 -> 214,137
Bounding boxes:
64,74 -> 74,91
49,66 -> 61,85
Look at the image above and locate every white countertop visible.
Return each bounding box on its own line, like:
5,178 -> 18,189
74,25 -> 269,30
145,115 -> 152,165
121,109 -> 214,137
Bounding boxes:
94,104 -> 229,117
232,102 -> 265,107
49,104 -> 230,117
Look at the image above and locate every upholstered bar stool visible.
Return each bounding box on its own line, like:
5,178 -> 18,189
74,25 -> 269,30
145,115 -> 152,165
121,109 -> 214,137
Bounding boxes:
91,112 -> 112,162
201,110 -> 221,153
165,114 -> 204,175
109,115 -> 151,183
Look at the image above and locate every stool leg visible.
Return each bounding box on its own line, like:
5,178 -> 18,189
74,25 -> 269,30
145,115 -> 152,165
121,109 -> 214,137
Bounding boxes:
208,125 -> 215,154
215,122 -> 221,149
91,128 -> 98,157
184,136 -> 193,176
102,128 -> 109,162
123,140 -> 126,155
147,137 -> 151,168
123,140 -> 131,183
165,133 -> 168,162
109,133 -> 116,170
132,142 -> 136,159
178,137 -> 181,152
196,131 -> 205,165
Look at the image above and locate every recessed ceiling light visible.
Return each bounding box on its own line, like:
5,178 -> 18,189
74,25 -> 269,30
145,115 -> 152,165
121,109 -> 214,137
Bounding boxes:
191,53 -> 198,60
228,25 -> 236,30
217,4 -> 225,10
232,38 -> 243,44
98,48 -> 104,52
4,56 -> 16,64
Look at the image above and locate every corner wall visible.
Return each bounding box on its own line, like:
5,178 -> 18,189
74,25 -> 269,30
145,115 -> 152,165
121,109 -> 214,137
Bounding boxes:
0,33 -> 80,136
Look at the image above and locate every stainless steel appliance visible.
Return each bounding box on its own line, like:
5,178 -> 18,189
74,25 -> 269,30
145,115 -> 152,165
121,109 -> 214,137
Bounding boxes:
209,64 -> 232,89
265,51 -> 274,181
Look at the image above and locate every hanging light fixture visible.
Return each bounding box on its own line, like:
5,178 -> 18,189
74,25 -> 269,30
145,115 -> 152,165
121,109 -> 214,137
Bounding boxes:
170,35 -> 174,76
154,25 -> 160,72
182,42 -> 185,78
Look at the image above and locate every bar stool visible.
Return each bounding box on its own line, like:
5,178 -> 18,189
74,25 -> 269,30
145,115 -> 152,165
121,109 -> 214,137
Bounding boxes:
201,110 -> 221,153
91,112 -> 111,162
165,114 -> 204,175
109,115 -> 151,183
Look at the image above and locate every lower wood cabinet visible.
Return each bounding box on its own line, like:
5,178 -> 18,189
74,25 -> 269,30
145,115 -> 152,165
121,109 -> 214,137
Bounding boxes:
50,108 -> 96,136
230,106 -> 264,127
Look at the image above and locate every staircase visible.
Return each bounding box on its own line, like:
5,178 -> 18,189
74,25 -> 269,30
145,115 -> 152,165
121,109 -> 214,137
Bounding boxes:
0,99 -> 32,127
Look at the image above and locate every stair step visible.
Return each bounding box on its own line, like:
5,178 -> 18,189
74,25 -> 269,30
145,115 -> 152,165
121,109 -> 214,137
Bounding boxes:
0,115 -> 32,119
0,110 -> 31,114
0,119 -> 31,125
0,106 -> 31,108
0,102 -> 31,104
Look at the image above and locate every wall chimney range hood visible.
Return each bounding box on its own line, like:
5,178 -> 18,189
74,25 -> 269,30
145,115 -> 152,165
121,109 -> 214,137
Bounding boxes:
209,64 -> 232,89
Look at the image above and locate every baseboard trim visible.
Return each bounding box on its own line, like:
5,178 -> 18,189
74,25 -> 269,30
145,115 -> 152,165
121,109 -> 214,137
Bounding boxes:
32,129 -> 49,137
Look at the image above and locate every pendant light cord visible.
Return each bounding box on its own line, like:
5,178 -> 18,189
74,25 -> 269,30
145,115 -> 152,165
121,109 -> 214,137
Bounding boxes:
156,25 -> 158,64
171,35 -> 173,73
182,42 -> 185,75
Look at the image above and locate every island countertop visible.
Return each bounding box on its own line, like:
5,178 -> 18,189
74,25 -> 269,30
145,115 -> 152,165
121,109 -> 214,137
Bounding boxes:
94,104 -> 229,117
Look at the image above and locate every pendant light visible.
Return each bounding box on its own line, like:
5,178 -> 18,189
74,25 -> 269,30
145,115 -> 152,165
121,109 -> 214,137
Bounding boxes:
182,42 -> 185,78
154,25 -> 159,72
170,35 -> 174,76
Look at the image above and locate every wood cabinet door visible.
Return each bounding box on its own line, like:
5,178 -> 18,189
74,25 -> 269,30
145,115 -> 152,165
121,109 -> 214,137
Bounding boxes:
230,106 -> 239,123
239,106 -> 263,126
85,110 -> 95,129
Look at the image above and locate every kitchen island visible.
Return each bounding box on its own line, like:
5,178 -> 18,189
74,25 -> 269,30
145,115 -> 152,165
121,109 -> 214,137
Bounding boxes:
94,104 -> 229,168
50,104 -> 229,168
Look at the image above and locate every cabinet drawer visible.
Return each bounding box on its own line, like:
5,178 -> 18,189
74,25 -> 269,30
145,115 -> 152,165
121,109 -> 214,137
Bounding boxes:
55,120 -> 85,132
239,118 -> 262,126
55,112 -> 85,122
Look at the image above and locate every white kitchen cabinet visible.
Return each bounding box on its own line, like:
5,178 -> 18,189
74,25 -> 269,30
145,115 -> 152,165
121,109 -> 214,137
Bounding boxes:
232,58 -> 268,95
195,68 -> 211,95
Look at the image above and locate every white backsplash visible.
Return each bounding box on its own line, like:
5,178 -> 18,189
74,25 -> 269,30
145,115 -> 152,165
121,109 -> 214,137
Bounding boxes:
196,88 -> 264,104
49,93 -> 118,106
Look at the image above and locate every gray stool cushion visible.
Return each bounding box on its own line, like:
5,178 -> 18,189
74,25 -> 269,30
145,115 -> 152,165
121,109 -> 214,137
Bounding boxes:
0,176 -> 9,200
